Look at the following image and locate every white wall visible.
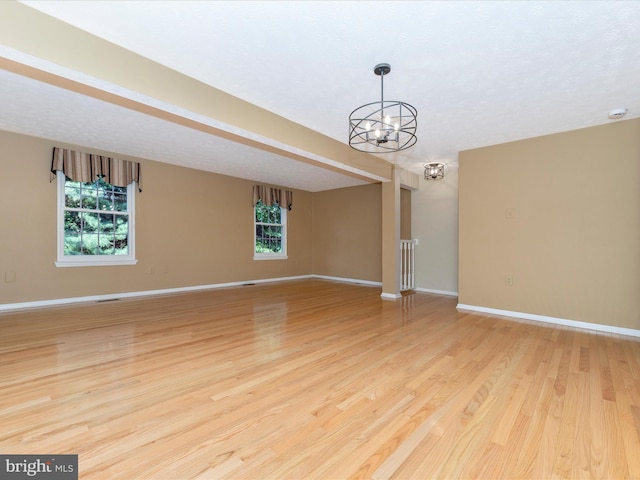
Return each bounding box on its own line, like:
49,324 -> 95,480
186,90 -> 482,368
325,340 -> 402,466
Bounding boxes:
411,165 -> 459,295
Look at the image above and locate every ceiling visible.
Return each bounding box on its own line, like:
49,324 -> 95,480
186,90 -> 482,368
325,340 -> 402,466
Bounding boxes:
1,1 -> 639,192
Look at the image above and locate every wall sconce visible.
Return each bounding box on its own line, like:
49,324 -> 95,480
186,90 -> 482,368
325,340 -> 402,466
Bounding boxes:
424,162 -> 445,180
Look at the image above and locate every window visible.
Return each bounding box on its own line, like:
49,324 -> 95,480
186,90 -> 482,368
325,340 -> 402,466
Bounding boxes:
56,173 -> 136,267
254,200 -> 287,260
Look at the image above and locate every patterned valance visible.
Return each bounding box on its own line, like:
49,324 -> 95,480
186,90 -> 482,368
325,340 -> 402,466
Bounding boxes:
50,147 -> 142,191
252,184 -> 293,210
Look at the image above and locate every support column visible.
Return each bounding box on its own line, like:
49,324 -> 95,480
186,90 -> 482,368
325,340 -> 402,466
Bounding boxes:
381,165 -> 401,299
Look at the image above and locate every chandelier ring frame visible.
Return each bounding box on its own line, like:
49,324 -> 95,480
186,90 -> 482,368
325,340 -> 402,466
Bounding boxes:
348,63 -> 418,153
348,100 -> 418,153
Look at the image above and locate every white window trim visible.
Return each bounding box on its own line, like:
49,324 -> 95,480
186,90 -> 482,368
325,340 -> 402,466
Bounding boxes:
253,205 -> 287,261
55,173 -> 137,267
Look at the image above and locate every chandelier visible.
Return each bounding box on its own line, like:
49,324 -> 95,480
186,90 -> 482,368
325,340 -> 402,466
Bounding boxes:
348,63 -> 417,153
424,162 -> 445,180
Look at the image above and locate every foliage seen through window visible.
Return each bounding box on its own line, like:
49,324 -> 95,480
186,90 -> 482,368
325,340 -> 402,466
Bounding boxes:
64,177 -> 129,256
255,200 -> 285,255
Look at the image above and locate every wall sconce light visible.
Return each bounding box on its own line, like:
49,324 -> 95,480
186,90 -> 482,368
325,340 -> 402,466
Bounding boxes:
424,162 -> 445,180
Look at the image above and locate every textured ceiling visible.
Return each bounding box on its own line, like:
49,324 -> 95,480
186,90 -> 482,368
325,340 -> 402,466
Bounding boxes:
0,68 -> 367,192
3,1 -> 640,191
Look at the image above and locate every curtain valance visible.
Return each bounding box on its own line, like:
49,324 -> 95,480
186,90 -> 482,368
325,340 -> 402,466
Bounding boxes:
50,147 -> 142,191
252,184 -> 293,210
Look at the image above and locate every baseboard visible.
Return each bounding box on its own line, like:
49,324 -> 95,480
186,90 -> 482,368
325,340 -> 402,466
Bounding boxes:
414,287 -> 459,297
313,277 -> 457,300
312,275 -> 382,287
380,292 -> 402,300
456,304 -> 640,339
311,275 -> 406,300
0,275 -> 314,313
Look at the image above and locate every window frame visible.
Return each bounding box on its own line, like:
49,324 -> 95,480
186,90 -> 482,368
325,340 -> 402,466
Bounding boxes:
55,172 -> 137,267
253,202 -> 287,261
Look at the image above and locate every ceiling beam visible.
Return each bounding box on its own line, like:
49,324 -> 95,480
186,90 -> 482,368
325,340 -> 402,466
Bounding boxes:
0,1 -> 392,182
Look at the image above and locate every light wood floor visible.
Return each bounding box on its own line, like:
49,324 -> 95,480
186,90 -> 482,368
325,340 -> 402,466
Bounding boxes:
1,279 -> 640,479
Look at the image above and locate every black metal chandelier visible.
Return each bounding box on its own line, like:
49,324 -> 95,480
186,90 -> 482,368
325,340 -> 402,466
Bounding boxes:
348,63 -> 417,153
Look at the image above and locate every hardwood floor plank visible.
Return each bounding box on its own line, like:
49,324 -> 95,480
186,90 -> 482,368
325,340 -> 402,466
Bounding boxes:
588,334 -> 611,479
552,372 -> 579,479
606,339 -> 640,479
1,279 -> 640,479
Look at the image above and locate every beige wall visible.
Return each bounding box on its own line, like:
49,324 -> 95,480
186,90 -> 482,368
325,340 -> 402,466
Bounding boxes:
411,166 -> 459,294
459,119 -> 640,329
0,130 -> 313,304
312,183 -> 382,282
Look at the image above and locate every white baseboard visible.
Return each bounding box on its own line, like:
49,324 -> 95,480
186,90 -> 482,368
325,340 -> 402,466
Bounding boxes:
380,292 -> 402,300
456,303 -> 640,339
313,275 -> 411,300
414,287 -> 458,297
312,275 -> 382,287
0,275 -> 314,313
0,275 -> 385,313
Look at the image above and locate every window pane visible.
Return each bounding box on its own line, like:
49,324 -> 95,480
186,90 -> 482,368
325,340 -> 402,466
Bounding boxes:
99,234 -> 115,255
255,203 -> 267,222
255,225 -> 265,252
114,215 -> 128,235
82,212 -> 98,233
99,213 -> 115,233
113,193 -> 127,212
98,188 -> 113,211
64,211 -> 81,234
64,233 -> 82,255
81,234 -> 99,255
81,187 -> 97,210
114,233 -> 128,255
65,185 -> 81,208
115,218 -> 129,254
271,207 -> 281,224
266,226 -> 281,238
270,238 -> 282,253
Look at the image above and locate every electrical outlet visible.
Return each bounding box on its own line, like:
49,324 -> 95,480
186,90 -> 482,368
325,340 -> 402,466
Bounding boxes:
505,208 -> 514,220
505,275 -> 514,286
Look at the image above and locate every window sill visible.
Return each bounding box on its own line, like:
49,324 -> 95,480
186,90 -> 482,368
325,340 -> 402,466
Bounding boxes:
55,258 -> 138,267
253,255 -> 288,261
